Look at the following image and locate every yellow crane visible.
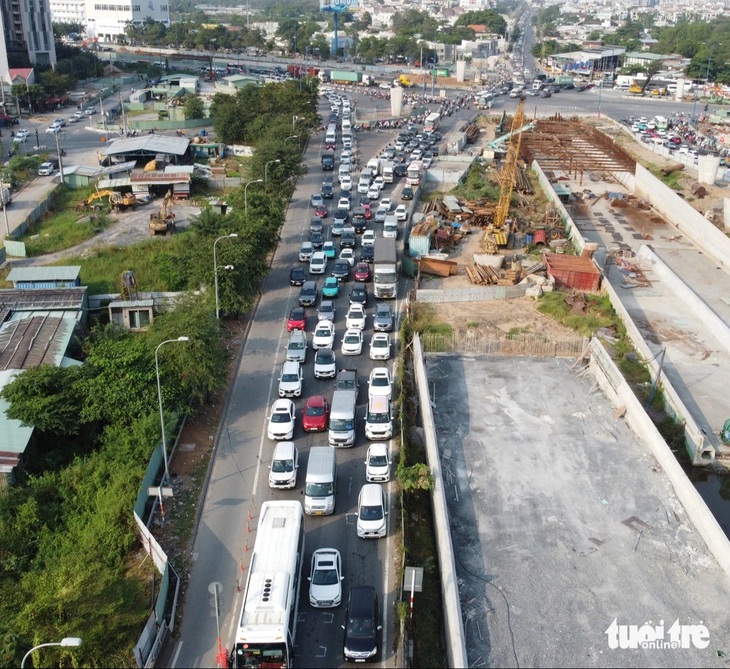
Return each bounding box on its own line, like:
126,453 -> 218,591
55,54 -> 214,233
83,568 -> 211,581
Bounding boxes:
483,96 -> 525,250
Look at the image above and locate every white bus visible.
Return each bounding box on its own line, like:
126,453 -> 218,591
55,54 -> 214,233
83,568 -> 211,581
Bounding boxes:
232,501 -> 305,669
406,160 -> 424,186
424,112 -> 441,132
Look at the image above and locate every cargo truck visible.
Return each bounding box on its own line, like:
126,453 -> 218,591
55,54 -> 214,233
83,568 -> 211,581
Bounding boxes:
321,151 -> 335,171
393,75 -> 414,88
556,75 -> 574,87
330,70 -> 361,84
373,238 -> 397,299
382,161 -> 395,184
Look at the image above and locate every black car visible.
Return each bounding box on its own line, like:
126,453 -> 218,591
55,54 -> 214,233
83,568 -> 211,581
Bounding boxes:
332,259 -> 350,282
341,231 -> 356,248
432,131 -> 442,142
310,230 -> 325,248
540,90 -> 552,98
289,266 -> 306,286
321,183 -> 333,199
394,152 -> 406,164
394,164 -> 408,178
349,285 -> 368,306
343,586 -> 380,663
341,188 -> 352,201
299,280 -> 318,307
360,245 -> 374,264
401,187 -> 414,201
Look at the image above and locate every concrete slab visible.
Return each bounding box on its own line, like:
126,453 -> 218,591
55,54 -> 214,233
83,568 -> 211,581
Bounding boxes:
426,355 -> 730,668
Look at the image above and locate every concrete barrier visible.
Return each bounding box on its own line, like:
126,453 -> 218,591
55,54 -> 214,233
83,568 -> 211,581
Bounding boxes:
634,163 -> 730,270
636,244 -> 730,356
416,284 -> 527,302
412,334 -> 468,668
588,337 -> 730,577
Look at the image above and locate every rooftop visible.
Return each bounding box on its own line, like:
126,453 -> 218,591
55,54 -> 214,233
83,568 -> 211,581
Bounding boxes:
101,135 -> 190,157
6,266 -> 81,283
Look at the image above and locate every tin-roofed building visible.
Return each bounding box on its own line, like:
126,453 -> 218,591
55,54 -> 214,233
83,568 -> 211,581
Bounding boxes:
6,266 -> 81,289
100,135 -> 191,168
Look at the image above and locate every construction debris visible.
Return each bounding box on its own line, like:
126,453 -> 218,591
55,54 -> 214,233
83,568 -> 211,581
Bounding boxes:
691,183 -> 707,198
418,256 -> 459,277
662,163 -> 685,176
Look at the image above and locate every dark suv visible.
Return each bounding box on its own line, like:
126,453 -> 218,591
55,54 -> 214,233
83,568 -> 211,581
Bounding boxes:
343,586 -> 380,662
299,280 -> 318,307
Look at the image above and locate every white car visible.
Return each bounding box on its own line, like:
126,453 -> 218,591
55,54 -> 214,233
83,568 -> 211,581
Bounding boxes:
379,82 -> 391,89
309,251 -> 327,275
367,186 -> 381,201
357,483 -> 387,539
365,443 -> 391,482
346,304 -> 366,330
299,241 -> 314,262
267,399 -> 296,440
314,347 -> 337,379
15,129 -> 29,141
73,110 -> 84,119
341,328 -> 363,356
368,367 -> 392,401
395,204 -> 408,221
337,196 -> 351,211
423,156 -> 433,169
340,176 -> 352,191
269,441 -> 299,489
339,248 -> 355,267
279,360 -> 303,398
313,320 -> 336,349
309,548 -> 343,608
369,333 -> 391,360
357,179 -> 371,195
85,107 -> 96,115
46,125 -> 62,134
361,230 -> 376,247
380,198 -> 392,211
372,176 -> 385,191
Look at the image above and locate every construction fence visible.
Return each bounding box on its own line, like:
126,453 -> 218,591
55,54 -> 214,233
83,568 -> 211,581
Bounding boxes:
421,331 -> 588,358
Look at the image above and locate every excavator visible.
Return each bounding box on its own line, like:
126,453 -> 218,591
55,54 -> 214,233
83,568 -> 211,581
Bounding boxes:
77,190 -> 138,211
149,190 -> 175,235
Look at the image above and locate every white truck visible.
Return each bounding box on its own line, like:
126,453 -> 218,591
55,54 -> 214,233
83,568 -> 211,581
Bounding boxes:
382,161 -> 395,184
0,183 -> 11,208
373,237 -> 397,299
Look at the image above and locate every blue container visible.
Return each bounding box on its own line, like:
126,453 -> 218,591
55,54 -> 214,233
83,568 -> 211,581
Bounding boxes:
525,233 -> 534,244
200,129 -> 207,138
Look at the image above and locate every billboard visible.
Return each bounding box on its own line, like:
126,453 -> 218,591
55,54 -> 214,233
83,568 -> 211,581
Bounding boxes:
320,0 -> 359,12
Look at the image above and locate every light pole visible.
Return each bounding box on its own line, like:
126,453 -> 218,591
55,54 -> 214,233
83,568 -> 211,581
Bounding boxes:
21,637 -> 82,669
265,159 -> 280,183
285,134 -> 298,144
155,337 -> 190,484
213,233 -> 238,319
244,178 -> 263,217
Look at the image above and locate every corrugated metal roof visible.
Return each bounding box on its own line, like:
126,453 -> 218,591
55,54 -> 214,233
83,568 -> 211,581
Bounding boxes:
97,160 -> 136,176
109,299 -> 154,308
98,177 -> 131,188
0,370 -> 34,457
102,135 -> 190,157
0,287 -> 86,310
60,165 -> 99,177
165,165 -> 194,174
0,315 -> 77,370
7,266 -> 81,282
130,170 -> 191,184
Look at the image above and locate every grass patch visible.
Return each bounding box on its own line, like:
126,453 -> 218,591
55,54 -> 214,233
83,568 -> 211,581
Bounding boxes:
536,291 -> 614,337
409,303 -> 454,336
18,185 -> 114,256
59,237 -> 187,293
450,163 -> 500,202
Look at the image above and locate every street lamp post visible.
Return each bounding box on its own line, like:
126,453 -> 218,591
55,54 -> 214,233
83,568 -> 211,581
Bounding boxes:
285,134 -> 298,144
21,638 -> 82,669
265,159 -> 281,183
244,178 -> 263,217
213,233 -> 238,319
155,337 -> 190,484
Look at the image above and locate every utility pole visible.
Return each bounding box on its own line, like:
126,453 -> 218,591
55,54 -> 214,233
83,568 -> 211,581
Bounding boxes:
0,184 -> 10,237
100,93 -> 106,133
53,130 -> 65,185
119,89 -> 127,136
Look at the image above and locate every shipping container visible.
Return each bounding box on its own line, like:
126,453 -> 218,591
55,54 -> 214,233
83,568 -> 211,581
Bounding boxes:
330,70 -> 361,84
556,75 -> 574,86
408,233 -> 431,257
544,253 -> 601,292
432,68 -> 451,77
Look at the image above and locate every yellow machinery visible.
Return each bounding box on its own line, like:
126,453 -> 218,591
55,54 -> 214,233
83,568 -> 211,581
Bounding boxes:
144,159 -> 157,171
628,83 -> 643,95
149,190 -> 175,235
77,189 -> 114,210
483,96 -> 525,251
398,75 -> 414,88
77,189 -> 137,211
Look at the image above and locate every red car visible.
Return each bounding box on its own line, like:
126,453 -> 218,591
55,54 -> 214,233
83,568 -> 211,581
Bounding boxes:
302,395 -> 330,432
354,262 -> 371,282
287,306 -> 306,331
362,202 -> 372,220
314,204 -> 329,218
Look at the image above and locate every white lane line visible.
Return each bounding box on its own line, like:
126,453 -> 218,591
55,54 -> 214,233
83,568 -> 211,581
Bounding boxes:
383,486 -> 391,667
170,640 -> 182,668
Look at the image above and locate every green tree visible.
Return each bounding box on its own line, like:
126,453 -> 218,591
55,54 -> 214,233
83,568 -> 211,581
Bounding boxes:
37,69 -> 76,98
2,365 -> 85,436
183,94 -> 206,120
455,10 -> 508,36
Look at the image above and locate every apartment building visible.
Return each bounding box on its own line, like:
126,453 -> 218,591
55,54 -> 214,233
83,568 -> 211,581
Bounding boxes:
84,0 -> 170,41
49,0 -> 85,24
0,0 -> 56,67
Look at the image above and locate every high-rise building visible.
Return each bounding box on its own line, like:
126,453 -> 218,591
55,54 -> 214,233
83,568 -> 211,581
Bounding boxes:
49,0 -> 86,25
84,0 -> 171,42
0,0 -> 57,67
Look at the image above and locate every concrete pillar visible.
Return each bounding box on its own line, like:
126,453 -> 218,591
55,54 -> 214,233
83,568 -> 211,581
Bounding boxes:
697,155 -> 720,185
390,86 -> 403,117
675,78 -> 685,101
456,60 -> 466,83
723,198 -> 730,232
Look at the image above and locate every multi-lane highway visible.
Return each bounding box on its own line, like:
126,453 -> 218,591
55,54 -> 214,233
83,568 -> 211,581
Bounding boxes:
167,92 -> 483,669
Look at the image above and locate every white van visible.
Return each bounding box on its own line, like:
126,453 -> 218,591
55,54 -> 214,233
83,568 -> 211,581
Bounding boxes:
342,119 -> 351,136
304,446 -> 337,515
328,389 -> 358,447
269,441 -> 299,489
383,215 -> 398,239
339,163 -> 351,182
364,395 -> 393,441
367,158 -> 381,175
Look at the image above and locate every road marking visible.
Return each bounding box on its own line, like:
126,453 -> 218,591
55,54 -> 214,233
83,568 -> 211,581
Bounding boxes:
383,486 -> 391,667
170,641 -> 182,668
316,645 -> 327,658
322,612 -> 335,624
